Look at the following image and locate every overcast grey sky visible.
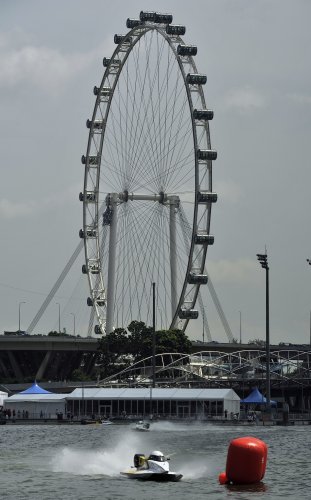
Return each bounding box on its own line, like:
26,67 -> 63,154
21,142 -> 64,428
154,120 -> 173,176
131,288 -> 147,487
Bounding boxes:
1,0 -> 311,344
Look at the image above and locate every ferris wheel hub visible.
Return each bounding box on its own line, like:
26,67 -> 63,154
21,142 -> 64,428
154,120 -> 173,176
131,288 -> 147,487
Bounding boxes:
105,191 -> 180,206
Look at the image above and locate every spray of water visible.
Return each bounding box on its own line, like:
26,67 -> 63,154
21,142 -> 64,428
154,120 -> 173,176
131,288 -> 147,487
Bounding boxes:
151,421 -> 205,432
49,424 -> 216,481
50,431 -> 141,476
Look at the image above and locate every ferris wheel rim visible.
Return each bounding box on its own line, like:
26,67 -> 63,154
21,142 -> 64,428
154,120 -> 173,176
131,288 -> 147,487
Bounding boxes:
81,13 -> 216,335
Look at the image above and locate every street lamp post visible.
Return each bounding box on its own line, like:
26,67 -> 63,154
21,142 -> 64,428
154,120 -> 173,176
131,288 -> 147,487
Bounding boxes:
56,302 -> 61,333
70,313 -> 76,336
257,252 -> 271,407
18,301 -> 26,332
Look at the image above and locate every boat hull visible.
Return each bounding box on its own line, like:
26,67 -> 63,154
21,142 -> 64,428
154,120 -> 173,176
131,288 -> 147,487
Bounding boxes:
120,471 -> 182,482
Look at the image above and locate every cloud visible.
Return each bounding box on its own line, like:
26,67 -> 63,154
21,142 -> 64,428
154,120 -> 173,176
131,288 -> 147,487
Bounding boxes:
0,34 -> 109,95
0,198 -> 36,218
287,92 -> 311,105
44,182 -> 81,207
0,46 -> 89,93
0,183 -> 80,219
223,86 -> 266,112
208,258 -> 260,286
215,179 -> 242,204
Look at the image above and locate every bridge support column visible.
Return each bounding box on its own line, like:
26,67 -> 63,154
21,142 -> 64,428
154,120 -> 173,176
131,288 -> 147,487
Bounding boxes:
8,351 -> 23,380
0,357 -> 9,378
36,351 -> 53,380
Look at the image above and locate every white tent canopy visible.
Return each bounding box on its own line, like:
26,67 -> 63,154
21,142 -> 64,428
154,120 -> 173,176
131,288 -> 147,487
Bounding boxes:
66,387 -> 240,419
4,393 -> 67,419
0,390 -> 8,406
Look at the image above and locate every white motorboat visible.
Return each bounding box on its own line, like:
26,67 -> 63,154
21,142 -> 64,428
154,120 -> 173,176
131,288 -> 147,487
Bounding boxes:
120,450 -> 182,482
134,420 -> 150,431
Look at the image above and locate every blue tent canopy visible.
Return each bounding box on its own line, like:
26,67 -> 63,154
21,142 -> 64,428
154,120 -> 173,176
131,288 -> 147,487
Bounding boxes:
241,387 -> 277,406
19,382 -> 52,395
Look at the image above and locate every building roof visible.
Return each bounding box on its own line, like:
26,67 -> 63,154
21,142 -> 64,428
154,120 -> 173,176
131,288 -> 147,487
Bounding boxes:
6,393 -> 67,403
66,387 -> 240,401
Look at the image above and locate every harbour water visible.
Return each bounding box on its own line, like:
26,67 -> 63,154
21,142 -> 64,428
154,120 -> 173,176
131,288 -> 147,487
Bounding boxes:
1,421 -> 310,499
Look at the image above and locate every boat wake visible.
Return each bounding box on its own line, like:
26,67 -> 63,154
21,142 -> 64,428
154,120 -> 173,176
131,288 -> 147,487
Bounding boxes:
178,458 -> 215,480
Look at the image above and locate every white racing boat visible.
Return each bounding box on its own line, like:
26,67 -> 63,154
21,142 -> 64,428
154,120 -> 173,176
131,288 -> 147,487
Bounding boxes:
120,450 -> 182,482
101,420 -> 113,425
134,420 -> 150,432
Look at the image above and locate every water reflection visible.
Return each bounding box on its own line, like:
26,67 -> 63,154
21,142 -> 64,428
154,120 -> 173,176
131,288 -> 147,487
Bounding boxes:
225,482 -> 267,493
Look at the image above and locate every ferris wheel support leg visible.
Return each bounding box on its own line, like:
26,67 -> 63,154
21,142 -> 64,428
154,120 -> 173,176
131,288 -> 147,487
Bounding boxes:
106,200 -> 118,335
170,201 -> 178,325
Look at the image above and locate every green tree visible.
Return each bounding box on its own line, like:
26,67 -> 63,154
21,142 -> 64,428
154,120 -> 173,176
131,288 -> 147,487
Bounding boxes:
96,321 -> 192,378
97,327 -> 131,378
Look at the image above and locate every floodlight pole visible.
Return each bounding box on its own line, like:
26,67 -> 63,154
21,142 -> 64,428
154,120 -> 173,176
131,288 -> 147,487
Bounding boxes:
257,253 -> 271,407
307,260 -> 311,345
239,310 -> 242,344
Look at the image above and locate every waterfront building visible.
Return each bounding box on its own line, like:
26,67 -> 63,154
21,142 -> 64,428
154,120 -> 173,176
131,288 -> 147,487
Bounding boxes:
4,387 -> 240,420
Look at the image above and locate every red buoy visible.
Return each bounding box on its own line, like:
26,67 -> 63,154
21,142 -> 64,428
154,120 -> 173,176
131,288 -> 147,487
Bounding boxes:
219,436 -> 268,485
218,472 -> 228,485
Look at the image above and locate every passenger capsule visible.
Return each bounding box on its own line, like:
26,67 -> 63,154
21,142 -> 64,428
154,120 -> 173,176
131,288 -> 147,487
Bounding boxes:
87,297 -> 94,307
194,234 -> 214,245
81,154 -> 99,165
114,34 -> 132,44
187,73 -> 207,85
94,325 -> 102,334
140,11 -> 156,22
103,57 -> 120,67
154,13 -> 173,24
177,45 -> 197,56
193,109 -> 214,120
81,228 -> 96,238
166,24 -> 186,35
93,86 -> 112,97
88,192 -> 96,202
90,264 -> 100,274
86,119 -> 103,130
179,309 -> 199,320
80,191 -> 96,202
197,149 -> 217,161
82,264 -> 87,274
88,155 -> 99,165
197,192 -> 218,203
187,273 -> 208,285
126,18 -> 141,29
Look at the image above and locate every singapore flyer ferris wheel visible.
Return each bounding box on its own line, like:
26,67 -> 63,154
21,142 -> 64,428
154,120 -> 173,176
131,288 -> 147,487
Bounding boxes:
80,11 -> 217,336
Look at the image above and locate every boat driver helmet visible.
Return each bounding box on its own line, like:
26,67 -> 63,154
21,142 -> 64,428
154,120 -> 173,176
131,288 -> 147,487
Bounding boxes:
148,450 -> 166,462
